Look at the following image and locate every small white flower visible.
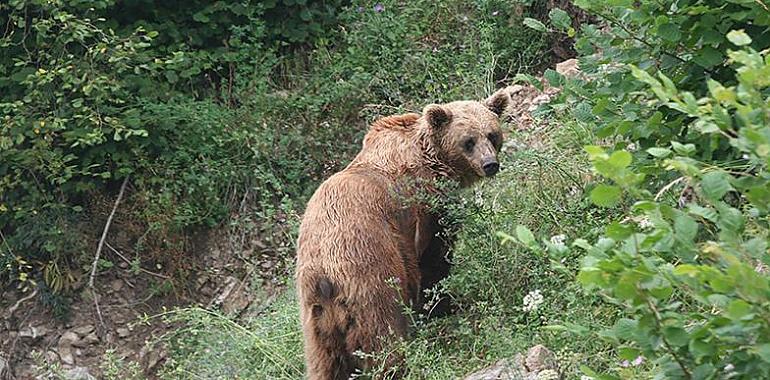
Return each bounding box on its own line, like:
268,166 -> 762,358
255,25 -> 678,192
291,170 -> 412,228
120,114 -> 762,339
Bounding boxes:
549,234 -> 566,249
724,363 -> 735,372
627,143 -> 637,152
638,217 -> 653,229
536,369 -> 559,380
580,376 -> 594,380
474,189 -> 484,206
742,154 -> 750,159
522,289 -> 544,312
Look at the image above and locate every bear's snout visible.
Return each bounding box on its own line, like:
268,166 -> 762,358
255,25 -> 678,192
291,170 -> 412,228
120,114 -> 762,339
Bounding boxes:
482,159 -> 499,177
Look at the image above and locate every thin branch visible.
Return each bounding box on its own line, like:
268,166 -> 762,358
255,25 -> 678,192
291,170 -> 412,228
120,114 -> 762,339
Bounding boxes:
654,176 -> 686,201
88,175 -> 130,288
6,288 -> 37,319
88,175 -> 130,329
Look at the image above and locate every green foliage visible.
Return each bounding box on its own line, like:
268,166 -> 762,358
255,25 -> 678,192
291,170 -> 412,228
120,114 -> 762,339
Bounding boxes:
156,291 -> 303,379
549,1 -> 770,378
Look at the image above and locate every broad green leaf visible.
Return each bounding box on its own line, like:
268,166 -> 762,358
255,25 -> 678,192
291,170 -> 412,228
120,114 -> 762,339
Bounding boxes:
757,344 -> 770,363
647,147 -> 671,158
548,8 -> 571,30
726,300 -> 752,320
701,171 -> 732,201
590,184 -> 622,207
674,213 -> 698,242
608,150 -> 632,169
515,225 -> 536,246
663,326 -> 689,347
523,18 -> 548,32
727,29 -> 752,46
658,23 -> 681,42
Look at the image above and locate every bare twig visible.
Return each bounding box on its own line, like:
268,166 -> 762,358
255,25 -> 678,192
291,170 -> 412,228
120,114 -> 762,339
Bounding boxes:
5,288 -> 37,319
88,175 -> 130,288
654,176 -> 686,201
88,175 -> 130,328
104,241 -> 169,280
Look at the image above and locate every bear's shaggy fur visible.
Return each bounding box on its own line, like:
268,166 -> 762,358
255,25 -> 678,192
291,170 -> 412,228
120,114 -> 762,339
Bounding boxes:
296,91 -> 511,379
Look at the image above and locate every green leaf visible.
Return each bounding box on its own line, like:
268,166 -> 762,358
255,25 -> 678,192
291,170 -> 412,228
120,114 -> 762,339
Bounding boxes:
727,29 -> 752,46
590,185 -> 622,207
658,23 -> 681,42
694,46 -> 723,68
608,150 -> 632,169
548,8 -> 571,30
674,213 -> 698,242
757,344 -> 770,363
647,147 -> 672,158
701,171 -> 732,201
523,18 -> 548,32
663,326 -> 689,347
726,300 -> 752,320
614,318 -> 638,340
515,225 -> 536,246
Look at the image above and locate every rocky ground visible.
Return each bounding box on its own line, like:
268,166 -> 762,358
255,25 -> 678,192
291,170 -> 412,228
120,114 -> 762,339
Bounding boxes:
0,59 -> 579,380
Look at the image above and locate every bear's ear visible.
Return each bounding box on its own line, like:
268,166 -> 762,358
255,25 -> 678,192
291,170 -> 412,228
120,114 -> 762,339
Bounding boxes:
423,104 -> 453,130
484,89 -> 512,117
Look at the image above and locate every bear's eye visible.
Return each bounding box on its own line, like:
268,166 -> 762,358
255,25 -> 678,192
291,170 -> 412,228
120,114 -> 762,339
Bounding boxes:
463,138 -> 475,153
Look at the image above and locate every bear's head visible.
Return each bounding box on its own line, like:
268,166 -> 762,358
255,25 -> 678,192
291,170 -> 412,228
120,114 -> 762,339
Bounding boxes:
421,89 -> 511,185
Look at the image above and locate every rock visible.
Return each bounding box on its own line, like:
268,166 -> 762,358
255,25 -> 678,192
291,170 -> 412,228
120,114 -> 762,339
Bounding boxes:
116,327 -> 130,338
525,345 -> 557,373
464,359 -> 524,380
65,366 -> 96,380
118,261 -> 129,269
58,331 -> 80,364
555,59 -> 580,78
0,356 -> 7,377
464,345 -> 559,380
140,345 -> 167,371
72,324 -> 95,336
110,279 -> 124,292
19,325 -> 50,339
82,332 -> 99,345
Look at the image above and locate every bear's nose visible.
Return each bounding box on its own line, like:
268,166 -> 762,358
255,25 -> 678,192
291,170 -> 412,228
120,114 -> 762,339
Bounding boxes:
483,161 -> 500,177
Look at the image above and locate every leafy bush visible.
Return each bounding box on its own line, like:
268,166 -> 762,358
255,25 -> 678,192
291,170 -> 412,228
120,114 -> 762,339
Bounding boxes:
536,1 -> 770,378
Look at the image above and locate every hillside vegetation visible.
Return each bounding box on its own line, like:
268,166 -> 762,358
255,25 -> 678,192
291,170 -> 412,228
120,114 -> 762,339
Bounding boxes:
2,0 -> 770,379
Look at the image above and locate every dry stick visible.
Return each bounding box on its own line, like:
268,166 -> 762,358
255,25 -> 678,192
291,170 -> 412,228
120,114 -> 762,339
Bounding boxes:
88,175 -> 130,328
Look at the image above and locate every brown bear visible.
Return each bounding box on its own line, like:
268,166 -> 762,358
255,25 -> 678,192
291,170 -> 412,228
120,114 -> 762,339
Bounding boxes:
296,90 -> 511,380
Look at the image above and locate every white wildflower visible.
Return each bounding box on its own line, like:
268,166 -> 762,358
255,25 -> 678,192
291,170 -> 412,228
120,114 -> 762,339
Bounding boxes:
627,143 -> 637,152
474,188 -> 484,206
522,289 -> 544,312
638,217 -> 653,229
536,369 -> 559,380
580,376 -> 594,380
742,154 -> 750,159
724,363 -> 735,372
549,234 -> 566,249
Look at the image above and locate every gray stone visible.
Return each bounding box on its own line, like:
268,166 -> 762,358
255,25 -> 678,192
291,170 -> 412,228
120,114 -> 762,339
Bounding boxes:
82,332 -> 99,345
110,279 -> 124,292
57,331 -> 79,364
72,324 -> 94,336
19,325 -> 49,339
65,366 -> 96,380
116,327 -> 130,338
463,359 -> 524,380
524,345 -> 556,373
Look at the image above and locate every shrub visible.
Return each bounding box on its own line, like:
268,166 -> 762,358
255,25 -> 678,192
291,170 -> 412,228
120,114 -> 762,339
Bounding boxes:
542,1 -> 770,378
